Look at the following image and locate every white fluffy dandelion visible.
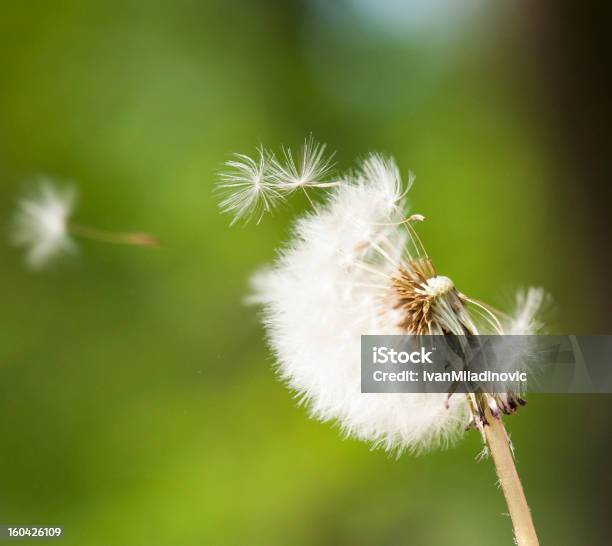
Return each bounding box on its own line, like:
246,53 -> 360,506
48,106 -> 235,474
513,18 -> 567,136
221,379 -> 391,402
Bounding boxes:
221,142 -> 545,545
250,154 -> 544,453
11,178 -> 159,270
11,180 -> 77,269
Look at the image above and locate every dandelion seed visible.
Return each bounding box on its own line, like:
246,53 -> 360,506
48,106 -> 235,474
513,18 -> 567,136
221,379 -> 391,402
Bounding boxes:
508,288 -> 546,334
11,179 -> 77,269
11,178 -> 159,270
218,147 -> 282,225
269,136 -> 336,191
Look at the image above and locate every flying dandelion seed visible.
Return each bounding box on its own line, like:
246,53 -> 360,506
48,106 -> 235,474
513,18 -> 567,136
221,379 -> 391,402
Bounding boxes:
11,180 -> 78,269
217,147 -> 283,225
219,141 -> 545,546
218,137 -> 337,224
268,136 -> 337,192
11,178 -> 159,270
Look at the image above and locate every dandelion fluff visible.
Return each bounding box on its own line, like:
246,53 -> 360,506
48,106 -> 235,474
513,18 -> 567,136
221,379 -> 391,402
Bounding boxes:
269,136 -> 336,191
218,137 -> 338,226
11,179 -> 77,269
508,288 -> 545,334
217,148 -> 282,225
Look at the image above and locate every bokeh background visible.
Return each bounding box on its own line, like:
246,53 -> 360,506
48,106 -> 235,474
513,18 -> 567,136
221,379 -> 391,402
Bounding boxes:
1,1 -> 610,545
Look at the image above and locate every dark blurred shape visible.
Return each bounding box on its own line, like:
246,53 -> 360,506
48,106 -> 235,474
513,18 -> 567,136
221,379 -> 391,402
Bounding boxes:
514,3 -> 612,543
516,1 -> 612,331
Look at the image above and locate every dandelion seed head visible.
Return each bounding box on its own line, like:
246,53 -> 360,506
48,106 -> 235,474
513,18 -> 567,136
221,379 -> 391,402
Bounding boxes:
11,179 -> 77,269
243,142 -> 546,454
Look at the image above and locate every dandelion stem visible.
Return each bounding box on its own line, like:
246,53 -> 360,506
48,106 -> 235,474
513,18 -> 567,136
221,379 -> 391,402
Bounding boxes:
68,223 -> 159,248
483,406 -> 539,546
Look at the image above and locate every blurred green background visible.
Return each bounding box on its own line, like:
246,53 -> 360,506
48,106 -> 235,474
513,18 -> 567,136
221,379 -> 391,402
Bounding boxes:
1,1 -> 610,545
